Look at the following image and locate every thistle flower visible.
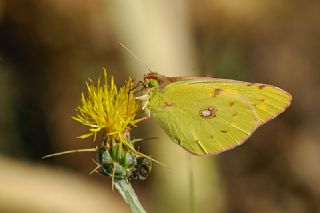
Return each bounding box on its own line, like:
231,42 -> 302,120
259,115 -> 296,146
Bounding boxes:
43,69 -> 152,212
72,68 -> 140,145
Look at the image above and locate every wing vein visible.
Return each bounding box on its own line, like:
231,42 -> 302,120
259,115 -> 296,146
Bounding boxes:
219,117 -> 251,135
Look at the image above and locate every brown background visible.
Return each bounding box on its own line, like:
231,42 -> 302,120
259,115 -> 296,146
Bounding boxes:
0,0 -> 319,212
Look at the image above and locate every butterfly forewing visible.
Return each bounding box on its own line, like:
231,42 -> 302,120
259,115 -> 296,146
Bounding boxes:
191,80 -> 292,124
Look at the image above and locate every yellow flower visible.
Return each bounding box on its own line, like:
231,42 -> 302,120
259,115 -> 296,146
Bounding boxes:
72,68 -> 140,145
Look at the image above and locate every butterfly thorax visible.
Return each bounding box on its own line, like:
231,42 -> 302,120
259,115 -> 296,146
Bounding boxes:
140,73 -> 168,116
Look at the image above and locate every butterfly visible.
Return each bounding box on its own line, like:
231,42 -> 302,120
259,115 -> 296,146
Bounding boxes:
138,72 -> 292,156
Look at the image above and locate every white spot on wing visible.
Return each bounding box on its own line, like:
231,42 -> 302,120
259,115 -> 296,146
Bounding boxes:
199,107 -> 216,118
201,109 -> 212,117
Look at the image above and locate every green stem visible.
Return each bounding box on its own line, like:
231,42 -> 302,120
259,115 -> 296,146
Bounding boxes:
114,179 -> 146,213
188,154 -> 196,213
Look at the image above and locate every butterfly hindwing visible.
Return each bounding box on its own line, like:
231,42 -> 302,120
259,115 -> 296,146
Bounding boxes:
147,77 -> 291,155
148,81 -> 259,155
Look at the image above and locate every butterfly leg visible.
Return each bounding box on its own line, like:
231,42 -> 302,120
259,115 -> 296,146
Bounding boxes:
135,94 -> 149,100
142,99 -> 149,110
136,94 -> 149,110
142,102 -> 150,117
134,116 -> 149,124
135,94 -> 150,116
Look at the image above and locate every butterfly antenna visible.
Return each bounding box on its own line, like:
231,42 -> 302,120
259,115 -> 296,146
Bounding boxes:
119,42 -> 153,72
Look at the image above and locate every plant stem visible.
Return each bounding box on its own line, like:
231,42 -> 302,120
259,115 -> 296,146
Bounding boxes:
188,154 -> 196,213
114,179 -> 146,213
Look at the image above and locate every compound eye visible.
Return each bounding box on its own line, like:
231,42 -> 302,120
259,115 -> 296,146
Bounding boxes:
147,79 -> 159,88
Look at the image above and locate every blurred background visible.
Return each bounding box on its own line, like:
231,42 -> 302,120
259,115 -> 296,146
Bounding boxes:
0,0 -> 319,212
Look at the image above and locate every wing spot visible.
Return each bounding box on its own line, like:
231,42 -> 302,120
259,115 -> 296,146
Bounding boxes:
232,112 -> 238,117
229,102 -> 235,106
259,85 -> 266,89
247,83 -> 254,86
213,88 -> 223,97
220,130 -> 227,133
163,102 -> 174,108
199,107 -> 216,118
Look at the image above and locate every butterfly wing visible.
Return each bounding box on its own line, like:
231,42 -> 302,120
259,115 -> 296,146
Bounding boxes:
147,78 -> 291,155
181,78 -> 292,125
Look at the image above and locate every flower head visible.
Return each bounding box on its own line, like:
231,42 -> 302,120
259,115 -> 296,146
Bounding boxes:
72,68 -> 140,145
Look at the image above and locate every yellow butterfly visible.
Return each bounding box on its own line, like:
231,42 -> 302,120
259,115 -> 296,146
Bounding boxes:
140,72 -> 292,155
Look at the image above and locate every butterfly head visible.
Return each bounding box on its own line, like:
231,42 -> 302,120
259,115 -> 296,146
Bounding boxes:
144,72 -> 170,89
